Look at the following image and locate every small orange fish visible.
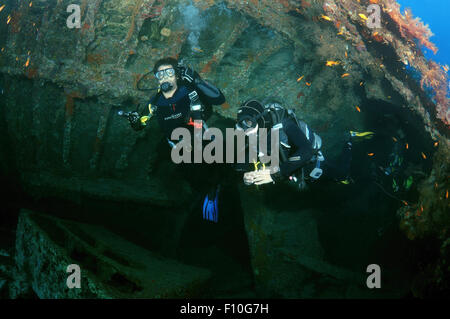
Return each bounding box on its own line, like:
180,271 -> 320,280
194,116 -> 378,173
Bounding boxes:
29,2 -> 32,7
305,82 -> 311,86
326,61 -> 340,66
405,143 -> 409,149
355,106 -> 361,112
368,153 -> 374,156
0,5 -> 5,12
24,57 -> 30,67
434,141 -> 439,147
320,15 -> 332,21
392,137 -> 397,142
335,21 -> 341,28
360,81 -> 363,86
420,205 -> 424,213
446,190 -> 448,199
341,73 -> 350,78
297,75 -> 304,82
129,50 -> 135,55
442,65 -> 449,72
402,200 -> 408,206
345,51 -> 348,58
421,152 -> 427,159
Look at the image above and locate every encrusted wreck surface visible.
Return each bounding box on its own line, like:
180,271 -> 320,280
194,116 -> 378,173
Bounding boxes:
13,209 -> 211,298
0,0 -> 448,297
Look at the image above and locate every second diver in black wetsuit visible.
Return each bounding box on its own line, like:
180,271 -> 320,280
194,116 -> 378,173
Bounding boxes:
234,99 -> 374,189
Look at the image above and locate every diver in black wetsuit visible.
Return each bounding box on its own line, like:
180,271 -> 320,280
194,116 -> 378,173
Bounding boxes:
127,57 -> 226,222
128,57 -> 225,146
234,99 -> 372,189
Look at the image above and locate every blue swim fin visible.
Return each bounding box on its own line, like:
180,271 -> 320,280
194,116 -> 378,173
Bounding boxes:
202,185 -> 220,223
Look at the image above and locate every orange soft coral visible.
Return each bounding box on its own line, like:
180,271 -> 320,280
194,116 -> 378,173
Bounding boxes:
385,0 -> 437,54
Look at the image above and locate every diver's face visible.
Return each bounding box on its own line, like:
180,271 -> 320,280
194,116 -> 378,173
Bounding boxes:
156,64 -> 177,89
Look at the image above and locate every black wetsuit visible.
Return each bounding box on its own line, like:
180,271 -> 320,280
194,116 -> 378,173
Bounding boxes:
147,84 -> 225,145
140,82 -> 226,194
266,117 -> 352,184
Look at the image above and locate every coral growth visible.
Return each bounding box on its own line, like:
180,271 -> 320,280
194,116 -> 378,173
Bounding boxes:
384,0 -> 437,54
125,0 -> 144,42
86,53 -> 105,66
418,61 -> 449,125
398,139 -> 449,241
397,139 -> 450,296
319,0 -> 449,126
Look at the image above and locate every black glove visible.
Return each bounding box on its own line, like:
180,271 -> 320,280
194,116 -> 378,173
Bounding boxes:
179,65 -> 201,84
128,112 -> 143,131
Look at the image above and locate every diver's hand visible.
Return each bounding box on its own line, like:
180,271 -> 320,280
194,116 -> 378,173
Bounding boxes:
243,171 -> 256,185
244,169 -> 274,185
253,169 -> 274,185
179,65 -> 200,84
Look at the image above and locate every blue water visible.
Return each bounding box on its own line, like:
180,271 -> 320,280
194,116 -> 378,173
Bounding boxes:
396,0 -> 450,66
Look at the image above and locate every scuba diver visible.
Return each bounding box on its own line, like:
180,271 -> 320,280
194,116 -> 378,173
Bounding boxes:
380,137 -> 413,193
126,57 -> 226,223
234,99 -> 374,189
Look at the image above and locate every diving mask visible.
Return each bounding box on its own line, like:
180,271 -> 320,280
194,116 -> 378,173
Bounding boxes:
155,68 -> 175,80
236,121 -> 259,136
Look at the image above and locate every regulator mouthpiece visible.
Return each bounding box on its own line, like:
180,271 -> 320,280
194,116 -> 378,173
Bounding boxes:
160,82 -> 173,92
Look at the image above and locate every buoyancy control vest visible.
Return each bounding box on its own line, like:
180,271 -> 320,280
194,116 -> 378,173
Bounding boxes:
261,101 -> 323,160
